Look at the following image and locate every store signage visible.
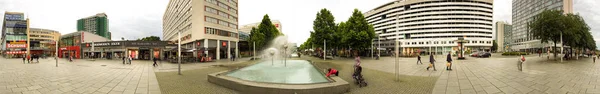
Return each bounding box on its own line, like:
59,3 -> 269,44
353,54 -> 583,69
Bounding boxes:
197,42 -> 200,46
60,48 -> 67,50
91,42 -> 121,47
222,42 -> 227,47
7,44 -> 26,48
180,34 -> 192,41
5,14 -> 23,20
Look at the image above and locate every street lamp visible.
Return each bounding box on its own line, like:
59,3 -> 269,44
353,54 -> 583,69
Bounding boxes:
178,31 -> 182,75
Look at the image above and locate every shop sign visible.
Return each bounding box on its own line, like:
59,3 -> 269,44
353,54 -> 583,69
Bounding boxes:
5,51 -> 26,54
7,44 -> 26,48
222,42 -> 227,47
91,42 -> 121,47
60,48 -> 67,50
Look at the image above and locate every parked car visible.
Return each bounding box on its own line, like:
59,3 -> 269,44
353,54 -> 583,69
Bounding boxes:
470,52 -> 482,57
477,52 -> 492,58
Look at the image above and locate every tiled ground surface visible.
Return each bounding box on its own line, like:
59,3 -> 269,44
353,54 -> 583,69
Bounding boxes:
0,57 -> 160,94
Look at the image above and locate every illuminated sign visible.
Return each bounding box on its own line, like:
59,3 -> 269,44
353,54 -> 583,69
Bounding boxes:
7,44 -> 26,48
222,42 -> 227,47
5,51 -> 26,54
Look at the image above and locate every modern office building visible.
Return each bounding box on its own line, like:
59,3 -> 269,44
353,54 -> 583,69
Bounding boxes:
510,0 -> 572,51
162,0 -> 239,60
1,12 -> 29,58
238,20 -> 281,34
365,0 -> 494,55
58,31 -> 110,59
495,21 -> 511,52
29,28 -> 61,56
77,13 -> 111,39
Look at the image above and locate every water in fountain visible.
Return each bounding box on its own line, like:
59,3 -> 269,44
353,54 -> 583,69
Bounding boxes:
260,36 -> 294,65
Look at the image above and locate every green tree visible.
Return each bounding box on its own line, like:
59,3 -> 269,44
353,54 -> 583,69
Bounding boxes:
343,9 -> 377,55
492,40 -> 498,52
529,10 -> 567,59
311,8 -> 337,48
137,36 -> 160,41
249,14 -> 281,50
249,27 -> 265,50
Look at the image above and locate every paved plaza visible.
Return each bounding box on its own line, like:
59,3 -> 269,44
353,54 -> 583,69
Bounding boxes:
1,54 -> 600,94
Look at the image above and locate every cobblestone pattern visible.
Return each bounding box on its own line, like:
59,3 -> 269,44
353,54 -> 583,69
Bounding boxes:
0,58 -> 160,94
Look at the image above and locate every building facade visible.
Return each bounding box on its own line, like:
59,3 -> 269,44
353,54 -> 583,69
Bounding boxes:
77,13 -> 111,39
79,41 -> 176,60
238,20 -> 281,34
29,28 -> 61,57
1,12 -> 29,58
495,21 -> 511,52
510,0 -> 572,51
365,0 -> 494,55
162,0 -> 239,60
58,31 -> 110,59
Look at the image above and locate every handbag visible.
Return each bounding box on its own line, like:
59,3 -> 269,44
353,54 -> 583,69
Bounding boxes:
429,64 -> 433,67
446,62 -> 451,67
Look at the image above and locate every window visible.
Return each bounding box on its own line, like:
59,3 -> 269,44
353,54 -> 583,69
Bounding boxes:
218,2 -> 228,9
205,16 -> 218,23
219,20 -> 229,26
229,23 -> 237,29
205,0 -> 217,4
205,7 -> 218,14
218,11 -> 229,18
228,0 -> 237,6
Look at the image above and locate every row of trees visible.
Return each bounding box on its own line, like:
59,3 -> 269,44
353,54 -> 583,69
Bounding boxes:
529,10 -> 596,59
299,9 -> 377,57
248,14 -> 282,50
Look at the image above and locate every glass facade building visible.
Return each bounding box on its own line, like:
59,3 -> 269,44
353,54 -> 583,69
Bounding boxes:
510,0 -> 572,51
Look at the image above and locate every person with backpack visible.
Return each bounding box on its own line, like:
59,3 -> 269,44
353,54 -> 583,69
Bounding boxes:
518,55 -> 525,71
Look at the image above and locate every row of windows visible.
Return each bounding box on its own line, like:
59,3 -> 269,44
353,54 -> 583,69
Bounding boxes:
374,18 -> 492,29
370,13 -> 492,25
205,6 -> 238,22
376,26 -> 492,33
206,0 -> 237,14
29,35 -> 54,38
205,27 -> 238,38
205,16 -> 237,29
367,0 -> 492,20
369,4 -> 492,22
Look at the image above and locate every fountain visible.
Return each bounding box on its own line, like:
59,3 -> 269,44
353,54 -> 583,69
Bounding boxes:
208,36 -> 349,94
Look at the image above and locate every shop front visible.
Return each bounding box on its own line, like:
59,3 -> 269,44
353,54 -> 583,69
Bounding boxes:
58,46 -> 81,59
81,41 -> 172,60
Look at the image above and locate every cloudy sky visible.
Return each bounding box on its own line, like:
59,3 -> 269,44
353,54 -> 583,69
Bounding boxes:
0,0 -> 598,47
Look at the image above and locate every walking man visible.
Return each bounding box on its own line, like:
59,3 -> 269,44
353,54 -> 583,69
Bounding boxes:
416,55 -> 422,64
27,55 -> 31,63
518,55 -> 525,71
122,56 -> 125,64
128,56 -> 132,64
427,54 -> 436,71
22,55 -> 26,63
153,57 -> 158,67
446,52 -> 452,70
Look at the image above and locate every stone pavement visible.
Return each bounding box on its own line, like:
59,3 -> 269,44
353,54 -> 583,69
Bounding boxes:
350,54 -> 600,94
0,57 -> 160,94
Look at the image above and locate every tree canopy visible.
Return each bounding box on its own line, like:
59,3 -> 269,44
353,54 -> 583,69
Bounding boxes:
249,14 -> 281,50
311,8 -> 336,48
529,9 -> 596,58
137,36 -> 160,41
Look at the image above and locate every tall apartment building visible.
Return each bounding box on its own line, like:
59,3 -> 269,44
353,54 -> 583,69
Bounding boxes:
77,13 -> 111,39
163,0 -> 239,60
1,12 -> 29,58
29,28 -> 61,56
495,21 -> 511,52
365,0 -> 493,55
510,0 -> 572,51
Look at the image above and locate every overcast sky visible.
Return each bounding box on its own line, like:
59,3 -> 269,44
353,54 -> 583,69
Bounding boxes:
0,0 -> 598,47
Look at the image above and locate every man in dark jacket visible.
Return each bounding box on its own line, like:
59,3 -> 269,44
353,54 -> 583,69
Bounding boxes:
416,55 -> 423,64
446,52 -> 453,70
427,54 -> 436,71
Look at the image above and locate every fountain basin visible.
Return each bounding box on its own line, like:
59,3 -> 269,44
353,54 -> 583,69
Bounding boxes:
208,60 -> 350,94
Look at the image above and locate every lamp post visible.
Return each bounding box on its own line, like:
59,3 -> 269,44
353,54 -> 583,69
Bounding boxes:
253,42 -> 255,60
324,40 -> 326,60
178,31 -> 182,75
395,34 -> 399,81
560,33 -> 563,62
55,40 -> 58,67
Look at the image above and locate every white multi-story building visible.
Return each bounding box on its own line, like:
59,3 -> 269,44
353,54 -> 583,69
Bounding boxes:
365,0 -> 494,55
510,0 -> 572,52
162,0 -> 239,60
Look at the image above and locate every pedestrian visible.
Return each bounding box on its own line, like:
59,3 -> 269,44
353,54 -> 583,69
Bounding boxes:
446,52 -> 453,70
35,54 -> 39,63
128,56 -> 132,64
547,50 -> 550,59
427,54 -> 436,71
122,56 -> 125,64
27,55 -> 31,63
153,57 -> 158,67
416,54 -> 422,64
538,50 -> 541,57
594,56 -> 596,63
518,55 -> 525,71
22,55 -> 26,64
354,53 -> 361,68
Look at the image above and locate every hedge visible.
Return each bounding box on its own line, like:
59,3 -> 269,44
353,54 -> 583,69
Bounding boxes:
501,52 -> 528,56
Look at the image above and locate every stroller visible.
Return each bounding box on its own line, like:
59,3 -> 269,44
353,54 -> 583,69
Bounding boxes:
353,66 -> 368,87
